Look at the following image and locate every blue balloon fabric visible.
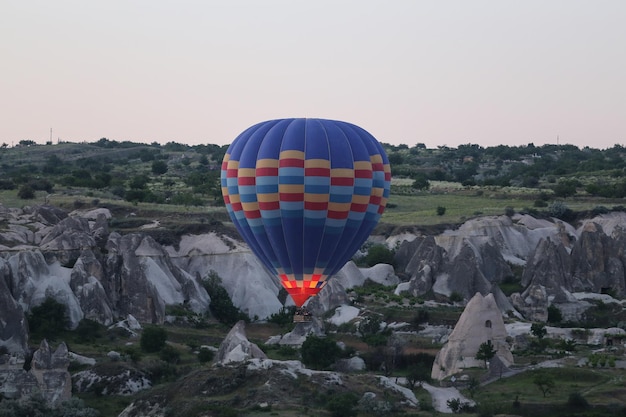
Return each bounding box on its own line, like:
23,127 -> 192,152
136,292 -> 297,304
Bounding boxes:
221,118 -> 391,306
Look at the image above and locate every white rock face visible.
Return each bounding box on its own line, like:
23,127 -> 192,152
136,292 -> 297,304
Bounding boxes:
167,234 -> 283,320
432,292 -> 513,380
328,305 -> 360,326
435,215 -> 576,264
215,321 -> 267,364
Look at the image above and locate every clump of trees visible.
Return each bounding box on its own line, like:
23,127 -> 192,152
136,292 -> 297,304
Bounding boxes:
201,271 -> 248,325
27,298 -> 69,340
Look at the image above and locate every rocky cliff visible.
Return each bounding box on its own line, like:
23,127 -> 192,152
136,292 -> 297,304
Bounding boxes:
395,213 -> 626,321
0,204 -> 280,356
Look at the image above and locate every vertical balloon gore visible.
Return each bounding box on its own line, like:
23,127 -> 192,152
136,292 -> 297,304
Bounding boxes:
220,118 -> 391,308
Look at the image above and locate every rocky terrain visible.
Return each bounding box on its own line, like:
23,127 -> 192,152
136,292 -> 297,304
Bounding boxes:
2,202 -> 626,415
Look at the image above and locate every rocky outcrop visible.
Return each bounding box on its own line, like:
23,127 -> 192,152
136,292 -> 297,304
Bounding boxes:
73,363 -> 152,396
0,340 -> 71,405
431,293 -> 513,381
215,321 -> 267,364
0,258 -> 28,354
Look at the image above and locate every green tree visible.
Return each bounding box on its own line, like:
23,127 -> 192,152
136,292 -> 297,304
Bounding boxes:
140,326 -> 168,353
301,335 -> 342,370
159,344 -> 181,364
151,160 -> 168,175
202,271 -> 248,325
475,340 -> 497,367
17,184 -> 35,199
27,297 -> 68,340
436,206 -> 446,216
530,322 -> 547,339
411,173 -> 430,191
198,347 -> 215,363
547,304 -> 563,323
406,363 -> 431,388
533,371 -> 555,397
326,392 -> 358,417
363,244 -> 395,267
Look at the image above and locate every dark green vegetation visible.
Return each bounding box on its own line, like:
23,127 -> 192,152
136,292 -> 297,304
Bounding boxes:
3,140 -> 626,229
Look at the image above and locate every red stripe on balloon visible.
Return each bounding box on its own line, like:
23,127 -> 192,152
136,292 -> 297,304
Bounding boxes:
372,163 -> 384,171
305,201 -> 328,210
257,167 -> 279,176
369,195 -> 381,205
350,203 -> 368,212
259,201 -> 280,210
331,177 -> 354,186
280,193 -> 304,202
238,177 -> 256,185
231,202 -> 243,211
244,210 -> 261,219
227,169 -> 238,178
354,169 -> 372,179
305,167 -> 330,176
280,158 -> 304,168
328,210 -> 349,219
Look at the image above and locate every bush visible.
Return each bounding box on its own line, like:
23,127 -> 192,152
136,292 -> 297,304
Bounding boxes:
140,326 -> 168,353
267,306 -> 296,326
547,304 -> 563,323
27,297 -> 69,340
301,335 -> 342,370
74,318 -> 105,343
363,244 -> 395,267
17,184 -> 35,199
198,347 -> 214,363
436,206 -> 446,216
326,392 -> 358,417
567,392 -> 589,409
159,344 -> 181,364
202,271 -> 248,325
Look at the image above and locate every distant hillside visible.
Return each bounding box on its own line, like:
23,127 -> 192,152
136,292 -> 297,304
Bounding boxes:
2,139 -> 626,227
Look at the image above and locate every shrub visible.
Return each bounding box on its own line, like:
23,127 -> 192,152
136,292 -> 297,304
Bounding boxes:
140,326 -> 168,353
326,392 -> 358,417
202,271 -> 248,325
436,206 -> 446,216
198,347 -> 215,363
267,306 -> 296,326
567,392 -> 589,409
151,160 -> 168,175
74,318 -> 105,343
27,297 -> 69,340
449,291 -> 463,303
159,344 -> 181,364
301,335 -> 342,370
547,304 -> 563,323
363,244 -> 395,267
17,184 -> 35,199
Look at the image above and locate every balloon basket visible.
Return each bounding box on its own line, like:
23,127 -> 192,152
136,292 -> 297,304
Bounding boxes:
293,307 -> 312,323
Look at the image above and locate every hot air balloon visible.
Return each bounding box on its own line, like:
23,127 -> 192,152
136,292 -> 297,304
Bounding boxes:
220,118 -> 391,314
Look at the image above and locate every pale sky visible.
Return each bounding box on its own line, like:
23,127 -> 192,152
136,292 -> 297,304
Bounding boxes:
3,1 -> 625,149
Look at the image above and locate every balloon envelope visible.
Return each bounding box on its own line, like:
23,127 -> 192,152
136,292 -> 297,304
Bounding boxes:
220,118 -> 391,307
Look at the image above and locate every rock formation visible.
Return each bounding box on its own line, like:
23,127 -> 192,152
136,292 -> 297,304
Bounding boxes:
215,320 -> 267,364
431,293 -> 513,381
0,340 -> 71,405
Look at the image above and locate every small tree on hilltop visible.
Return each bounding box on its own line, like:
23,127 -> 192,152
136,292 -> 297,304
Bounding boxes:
475,340 -> 497,368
